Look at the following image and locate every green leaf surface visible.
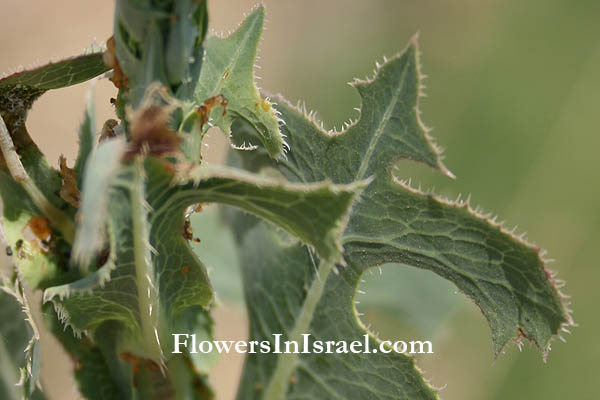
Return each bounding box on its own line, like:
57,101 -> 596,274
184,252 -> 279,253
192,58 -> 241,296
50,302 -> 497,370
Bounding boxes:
0,53 -> 109,91
46,161 -> 168,364
42,302 -> 124,400
189,206 -> 243,304
236,224 -> 438,400
0,170 -> 73,289
45,156 -> 361,365
0,51 -> 109,136
0,278 -> 46,400
195,6 -> 285,157
230,38 -> 573,399
176,164 -> 363,263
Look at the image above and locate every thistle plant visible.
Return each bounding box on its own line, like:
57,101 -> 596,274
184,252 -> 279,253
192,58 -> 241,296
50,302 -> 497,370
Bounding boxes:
0,2 -> 573,400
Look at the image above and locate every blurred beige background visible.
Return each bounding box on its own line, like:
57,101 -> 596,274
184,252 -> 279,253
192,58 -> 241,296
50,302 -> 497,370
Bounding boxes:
1,1 -> 599,399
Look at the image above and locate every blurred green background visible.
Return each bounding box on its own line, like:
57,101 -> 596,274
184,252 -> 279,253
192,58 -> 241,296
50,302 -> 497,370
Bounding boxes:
1,1 -> 599,399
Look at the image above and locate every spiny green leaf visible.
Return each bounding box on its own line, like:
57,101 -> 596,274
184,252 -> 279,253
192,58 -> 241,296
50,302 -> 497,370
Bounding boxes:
45,162 -> 165,364
195,6 -> 285,157
44,318 -> 123,400
45,156 -> 361,362
236,224 -> 437,400
272,37 -> 450,181
230,38 -> 573,399
175,164 -> 364,264
43,303 -> 209,400
0,277 -> 46,400
0,51 -> 109,137
0,53 -> 109,91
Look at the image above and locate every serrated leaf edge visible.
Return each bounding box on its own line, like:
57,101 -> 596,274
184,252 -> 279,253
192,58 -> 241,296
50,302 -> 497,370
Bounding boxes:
176,164 -> 369,265
1,276 -> 42,392
268,34 -> 453,178
202,5 -> 287,157
0,49 -> 109,86
391,175 -> 575,359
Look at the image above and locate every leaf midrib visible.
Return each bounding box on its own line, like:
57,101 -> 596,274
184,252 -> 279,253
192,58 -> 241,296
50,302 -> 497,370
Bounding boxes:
202,14 -> 260,98
258,56 -> 412,399
129,165 -> 163,362
354,60 -> 410,181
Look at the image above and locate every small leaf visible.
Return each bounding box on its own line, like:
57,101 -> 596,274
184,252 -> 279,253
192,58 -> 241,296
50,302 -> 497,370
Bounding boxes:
195,6 -> 285,157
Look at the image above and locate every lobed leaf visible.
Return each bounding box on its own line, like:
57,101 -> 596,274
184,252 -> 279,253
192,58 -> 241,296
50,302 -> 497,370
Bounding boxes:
230,38 -> 573,398
195,6 -> 285,157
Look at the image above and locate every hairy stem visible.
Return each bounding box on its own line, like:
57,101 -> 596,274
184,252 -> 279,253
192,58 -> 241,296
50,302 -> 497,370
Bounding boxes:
262,258 -> 333,400
0,115 -> 75,243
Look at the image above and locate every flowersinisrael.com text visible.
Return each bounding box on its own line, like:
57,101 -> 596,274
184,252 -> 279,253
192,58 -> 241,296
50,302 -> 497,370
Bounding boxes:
172,334 -> 433,355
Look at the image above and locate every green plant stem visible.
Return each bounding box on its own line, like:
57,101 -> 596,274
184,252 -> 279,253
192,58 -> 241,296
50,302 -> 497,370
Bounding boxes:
262,258 -> 333,400
0,115 -> 75,244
